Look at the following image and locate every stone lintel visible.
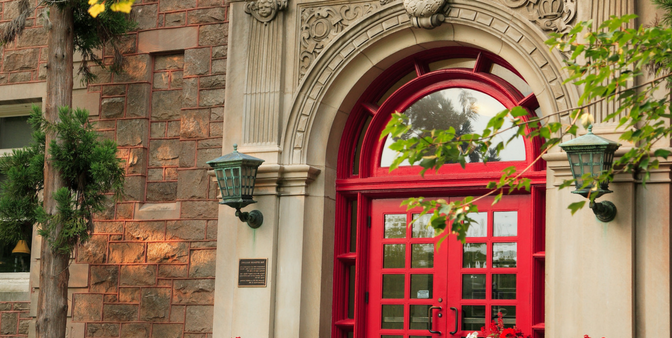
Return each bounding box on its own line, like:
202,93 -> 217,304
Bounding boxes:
138,27 -> 198,54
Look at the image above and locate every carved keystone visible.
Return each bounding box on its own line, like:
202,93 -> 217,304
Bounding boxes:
403,0 -> 447,29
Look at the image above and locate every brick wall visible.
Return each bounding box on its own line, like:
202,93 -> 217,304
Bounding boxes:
0,301 -> 30,337
1,0 -> 227,337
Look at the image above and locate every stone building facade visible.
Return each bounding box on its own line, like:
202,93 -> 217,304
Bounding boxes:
0,0 -> 227,337
0,0 -> 671,338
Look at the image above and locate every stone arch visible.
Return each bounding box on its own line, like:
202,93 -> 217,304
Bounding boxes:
282,0 -> 578,168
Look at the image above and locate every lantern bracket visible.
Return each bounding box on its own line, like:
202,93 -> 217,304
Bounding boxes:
236,209 -> 264,229
589,200 -> 617,223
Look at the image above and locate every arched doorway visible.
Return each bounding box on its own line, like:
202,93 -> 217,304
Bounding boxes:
332,48 -> 546,338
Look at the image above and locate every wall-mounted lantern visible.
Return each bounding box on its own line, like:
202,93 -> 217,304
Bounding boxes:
207,144 -> 265,229
559,125 -> 621,222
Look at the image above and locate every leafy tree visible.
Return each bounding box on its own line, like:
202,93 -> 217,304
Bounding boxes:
0,1 -> 134,337
384,13 -> 672,246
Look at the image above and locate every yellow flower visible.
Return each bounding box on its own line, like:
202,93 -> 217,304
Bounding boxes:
88,0 -> 99,5
88,3 -> 106,18
111,0 -> 135,13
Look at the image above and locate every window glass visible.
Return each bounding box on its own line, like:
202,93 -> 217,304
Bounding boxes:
490,64 -> 532,96
428,58 -> 477,71
381,88 -> 525,167
377,71 -> 416,106
0,116 -> 33,150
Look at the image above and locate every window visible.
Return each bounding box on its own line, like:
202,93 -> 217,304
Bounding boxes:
333,48 -> 546,338
0,99 -> 40,273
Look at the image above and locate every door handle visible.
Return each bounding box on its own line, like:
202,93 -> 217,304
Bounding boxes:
428,306 -> 442,335
449,307 -> 458,335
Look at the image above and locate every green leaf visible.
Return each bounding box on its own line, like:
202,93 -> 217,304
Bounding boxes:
568,201 -> 586,215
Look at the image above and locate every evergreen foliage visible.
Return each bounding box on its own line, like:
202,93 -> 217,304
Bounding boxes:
0,113 -> 45,247
0,107 -> 124,253
653,0 -> 672,25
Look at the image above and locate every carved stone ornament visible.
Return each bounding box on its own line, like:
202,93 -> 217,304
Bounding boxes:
502,0 -> 576,33
299,3 -> 378,79
245,0 -> 287,23
403,0 -> 448,29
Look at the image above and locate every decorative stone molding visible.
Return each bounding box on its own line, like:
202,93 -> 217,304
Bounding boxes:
299,2 -> 378,80
245,0 -> 287,23
501,0 -> 576,33
285,3 -> 576,165
402,0 -> 447,29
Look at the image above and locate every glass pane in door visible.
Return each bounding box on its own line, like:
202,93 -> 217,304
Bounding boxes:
462,305 -> 486,331
384,244 -> 406,268
411,244 -> 434,268
383,274 -> 405,299
381,305 -> 404,329
385,214 -> 406,238
409,305 -> 431,330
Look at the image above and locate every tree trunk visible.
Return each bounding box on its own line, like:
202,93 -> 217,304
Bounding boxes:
36,4 -> 74,338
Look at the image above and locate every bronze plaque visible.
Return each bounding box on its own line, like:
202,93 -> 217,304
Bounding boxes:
238,258 -> 267,287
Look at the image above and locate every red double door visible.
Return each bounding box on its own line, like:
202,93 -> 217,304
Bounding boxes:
366,196 -> 531,337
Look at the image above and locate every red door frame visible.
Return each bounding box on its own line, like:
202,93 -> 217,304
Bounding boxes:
331,48 -> 547,338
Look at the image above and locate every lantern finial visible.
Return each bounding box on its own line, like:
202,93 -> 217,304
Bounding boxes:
233,144 -> 238,152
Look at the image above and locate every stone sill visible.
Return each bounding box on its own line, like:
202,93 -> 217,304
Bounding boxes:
0,272 -> 30,301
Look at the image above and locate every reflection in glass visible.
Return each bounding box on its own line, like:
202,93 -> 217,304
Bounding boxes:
410,305 -> 431,330
493,243 -> 517,268
382,336 -> 403,338
380,88 -> 525,167
385,214 -> 406,239
412,214 -> 435,238
411,274 -> 433,299
384,244 -> 405,268
494,211 -> 517,237
491,305 -> 517,328
463,243 -> 487,268
347,332 -> 353,338
378,71 -> 417,105
429,58 -> 477,71
462,305 -> 486,331
348,265 -> 355,318
492,274 -> 516,300
411,244 -> 434,268
352,116 -> 372,175
462,274 -> 486,299
410,336 -> 432,338
466,212 -> 488,237
381,304 -> 404,329
383,274 -> 405,299
490,64 -> 532,97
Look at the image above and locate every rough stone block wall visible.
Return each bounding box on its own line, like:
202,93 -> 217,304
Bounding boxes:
0,302 -> 30,336
1,0 -> 226,337
0,0 -> 48,84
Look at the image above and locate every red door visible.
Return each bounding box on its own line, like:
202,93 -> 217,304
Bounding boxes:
367,196 -> 531,337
